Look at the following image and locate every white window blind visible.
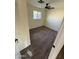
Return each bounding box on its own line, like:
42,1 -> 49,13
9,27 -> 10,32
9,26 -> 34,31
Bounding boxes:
33,10 -> 42,20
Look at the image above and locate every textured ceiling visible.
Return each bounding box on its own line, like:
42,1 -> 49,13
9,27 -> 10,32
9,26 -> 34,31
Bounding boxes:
27,0 -> 64,9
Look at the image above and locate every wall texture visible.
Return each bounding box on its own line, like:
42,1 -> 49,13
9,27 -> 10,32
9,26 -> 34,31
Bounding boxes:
15,0 -> 31,59
27,2 -> 46,29
45,8 -> 64,31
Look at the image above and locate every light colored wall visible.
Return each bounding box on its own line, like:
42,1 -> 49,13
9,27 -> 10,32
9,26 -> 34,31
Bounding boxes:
27,3 -> 46,29
45,8 -> 64,31
48,21 -> 64,59
15,0 -> 31,59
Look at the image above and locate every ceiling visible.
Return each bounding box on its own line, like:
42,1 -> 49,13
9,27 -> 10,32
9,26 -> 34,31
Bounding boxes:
28,0 -> 64,9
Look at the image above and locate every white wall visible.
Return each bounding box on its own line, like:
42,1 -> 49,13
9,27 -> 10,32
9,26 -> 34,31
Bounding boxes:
48,21 -> 64,59
15,0 -> 31,59
27,2 -> 46,29
45,8 -> 64,31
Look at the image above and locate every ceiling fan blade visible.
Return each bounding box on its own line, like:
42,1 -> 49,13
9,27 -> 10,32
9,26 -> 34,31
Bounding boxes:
45,7 -> 55,9
51,7 -> 55,9
45,3 -> 55,9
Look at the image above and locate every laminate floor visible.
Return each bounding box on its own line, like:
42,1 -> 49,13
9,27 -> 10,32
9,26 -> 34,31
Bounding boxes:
20,26 -> 57,59
30,26 -> 57,59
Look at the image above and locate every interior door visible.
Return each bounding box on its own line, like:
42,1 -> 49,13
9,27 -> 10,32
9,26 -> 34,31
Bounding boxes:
48,20 -> 64,59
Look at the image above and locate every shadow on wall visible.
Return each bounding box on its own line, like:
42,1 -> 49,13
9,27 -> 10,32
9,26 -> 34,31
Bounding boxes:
45,9 -> 64,32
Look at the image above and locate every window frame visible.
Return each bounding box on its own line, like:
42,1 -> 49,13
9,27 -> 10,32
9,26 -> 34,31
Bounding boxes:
33,10 -> 42,20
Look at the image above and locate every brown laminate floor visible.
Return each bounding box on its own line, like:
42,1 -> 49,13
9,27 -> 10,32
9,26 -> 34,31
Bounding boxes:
30,26 -> 57,59
20,26 -> 57,59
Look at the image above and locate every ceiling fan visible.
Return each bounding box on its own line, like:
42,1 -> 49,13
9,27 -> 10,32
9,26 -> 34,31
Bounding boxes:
38,0 -> 55,9
45,3 -> 55,9
38,0 -> 44,3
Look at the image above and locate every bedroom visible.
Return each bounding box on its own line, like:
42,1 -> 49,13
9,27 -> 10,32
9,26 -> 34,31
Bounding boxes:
15,0 -> 64,59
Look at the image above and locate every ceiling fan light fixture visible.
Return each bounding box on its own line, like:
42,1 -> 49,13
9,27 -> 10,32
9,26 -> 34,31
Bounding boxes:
38,0 -> 44,3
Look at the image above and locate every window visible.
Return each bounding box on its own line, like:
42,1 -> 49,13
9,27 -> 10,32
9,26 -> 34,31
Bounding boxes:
33,10 -> 42,20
